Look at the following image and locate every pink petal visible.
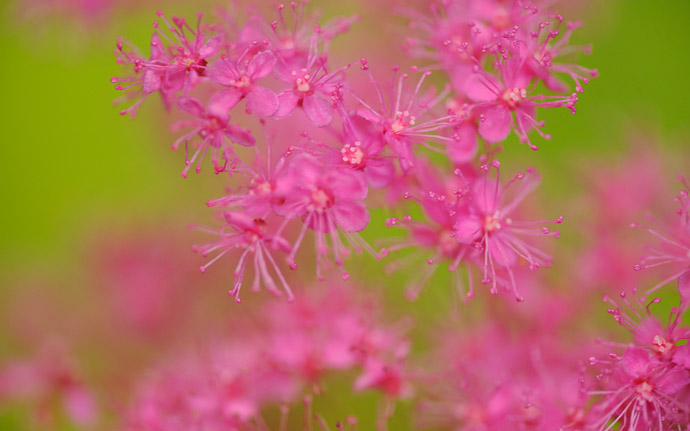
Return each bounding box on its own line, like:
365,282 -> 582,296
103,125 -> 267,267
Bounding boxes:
655,366 -> 690,394
672,344 -> 690,368
274,90 -> 300,119
489,236 -> 518,267
199,34 -> 223,59
208,88 -> 242,122
208,59 -> 239,86
142,70 -> 161,94
356,107 -> 383,126
332,200 -> 369,232
246,86 -> 279,118
303,94 -> 333,127
149,34 -> 166,61
472,178 -> 501,214
465,73 -> 499,102
620,347 -> 651,378
64,387 -> 97,426
364,160 -> 395,188
247,50 -> 277,79
177,97 -> 206,118
478,106 -> 512,143
454,217 -> 481,244
224,125 -> 255,147
267,235 -> 292,254
326,169 -> 368,201
679,268 -> 690,304
447,124 -> 478,164
632,317 -> 663,346
223,212 -> 255,230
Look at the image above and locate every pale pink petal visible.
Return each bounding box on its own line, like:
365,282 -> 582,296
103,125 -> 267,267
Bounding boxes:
620,347 -> 651,378
632,317 -> 663,346
364,160 -> 395,188
224,125 -> 255,147
246,86 -> 279,118
679,268 -> 690,304
489,237 -> 518,267
177,97 -> 206,119
142,70 -> 161,94
224,212 -> 256,230
326,169 -> 368,201
356,107 -> 382,126
199,34 -> 223,59
478,106 -> 511,143
332,200 -> 369,232
149,34 -> 166,61
303,94 -> 333,127
247,50 -> 277,79
447,124 -> 478,164
672,345 -> 690,368
208,59 -> 239,86
208,88 -> 242,121
655,366 -> 690,394
465,73 -> 499,102
472,178 -> 501,214
455,217 -> 481,244
64,387 -> 97,426
274,90 -> 300,119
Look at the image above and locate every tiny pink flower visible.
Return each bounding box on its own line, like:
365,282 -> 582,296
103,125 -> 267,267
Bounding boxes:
209,50 -> 279,118
172,96 -> 255,177
192,212 -> 293,303
275,154 -> 370,280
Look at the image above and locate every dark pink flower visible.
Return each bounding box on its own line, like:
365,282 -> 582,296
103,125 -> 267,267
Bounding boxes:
171,96 -> 255,177
589,347 -> 690,431
632,185 -> 690,298
192,212 -> 293,303
112,12 -> 223,116
275,154 -> 370,280
351,67 -> 457,171
208,49 -> 280,118
454,160 -> 561,300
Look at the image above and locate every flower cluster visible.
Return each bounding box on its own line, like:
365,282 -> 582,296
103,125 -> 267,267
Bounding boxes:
124,285 -> 410,430
112,0 -> 593,303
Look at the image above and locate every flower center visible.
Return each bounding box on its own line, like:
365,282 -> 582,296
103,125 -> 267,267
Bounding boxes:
390,111 -> 416,133
309,187 -> 334,212
501,87 -> 527,109
484,212 -> 502,233
231,74 -> 252,90
341,141 -> 366,168
635,380 -> 655,402
249,179 -> 274,196
292,68 -> 311,93
652,335 -> 674,356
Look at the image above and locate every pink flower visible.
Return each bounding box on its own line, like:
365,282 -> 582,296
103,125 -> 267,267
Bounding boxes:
465,54 -> 577,149
0,343 -> 98,428
273,44 -> 348,126
351,67 -> 457,171
112,12 -> 223,116
208,49 -> 280,118
603,289 -> 690,368
589,347 -> 690,431
454,160 -> 561,300
171,96 -> 255,177
632,185 -> 690,298
309,105 -> 395,188
192,212 -> 293,303
417,324 -> 590,431
275,154 -> 370,280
